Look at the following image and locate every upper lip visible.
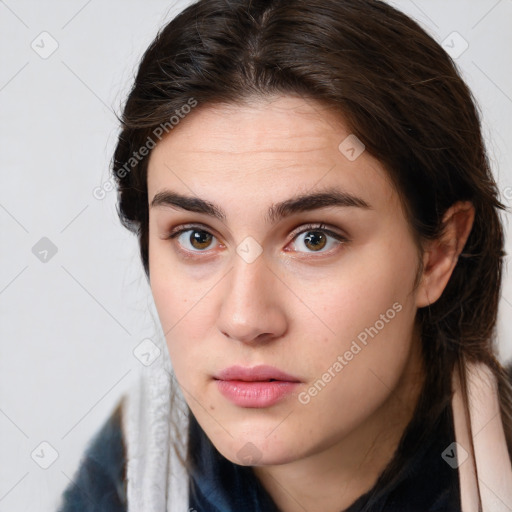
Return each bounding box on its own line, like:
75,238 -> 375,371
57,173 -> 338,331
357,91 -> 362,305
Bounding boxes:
214,365 -> 302,382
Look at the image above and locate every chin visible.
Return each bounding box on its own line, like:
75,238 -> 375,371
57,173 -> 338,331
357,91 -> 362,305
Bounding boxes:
210,426 -> 303,467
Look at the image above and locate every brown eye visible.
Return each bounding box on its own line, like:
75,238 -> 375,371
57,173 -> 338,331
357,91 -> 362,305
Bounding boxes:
288,224 -> 347,255
169,227 -> 219,253
303,231 -> 327,251
189,230 -> 213,250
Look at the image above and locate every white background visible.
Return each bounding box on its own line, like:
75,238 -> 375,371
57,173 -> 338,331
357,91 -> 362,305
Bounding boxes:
1,1 -> 511,510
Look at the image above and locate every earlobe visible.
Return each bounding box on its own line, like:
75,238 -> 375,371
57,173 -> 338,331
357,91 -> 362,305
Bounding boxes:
416,201 -> 475,308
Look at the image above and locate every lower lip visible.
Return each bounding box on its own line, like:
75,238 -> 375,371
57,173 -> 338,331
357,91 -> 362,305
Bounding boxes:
215,379 -> 299,408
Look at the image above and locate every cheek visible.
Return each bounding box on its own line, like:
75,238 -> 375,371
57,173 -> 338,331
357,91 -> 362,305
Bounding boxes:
150,236 -> 203,324
308,235 -> 417,338
149,278 -> 227,401
149,248 -> 204,375
296,296 -> 416,444
300,236 -> 419,402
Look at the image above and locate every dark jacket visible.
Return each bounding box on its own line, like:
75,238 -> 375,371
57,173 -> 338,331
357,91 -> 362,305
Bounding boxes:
57,400 -> 127,511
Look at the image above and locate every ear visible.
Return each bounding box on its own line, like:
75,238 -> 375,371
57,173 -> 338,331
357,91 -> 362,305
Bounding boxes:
416,201 -> 475,308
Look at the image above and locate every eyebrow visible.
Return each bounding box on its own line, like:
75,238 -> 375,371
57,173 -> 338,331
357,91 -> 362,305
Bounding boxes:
150,188 -> 371,224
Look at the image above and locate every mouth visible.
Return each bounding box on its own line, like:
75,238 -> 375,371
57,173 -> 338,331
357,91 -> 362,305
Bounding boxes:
214,378 -> 292,382
213,365 -> 301,408
213,364 -> 302,383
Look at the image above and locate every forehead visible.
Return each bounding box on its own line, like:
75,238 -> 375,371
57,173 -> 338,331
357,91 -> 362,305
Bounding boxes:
146,95 -> 398,214
150,95 -> 352,160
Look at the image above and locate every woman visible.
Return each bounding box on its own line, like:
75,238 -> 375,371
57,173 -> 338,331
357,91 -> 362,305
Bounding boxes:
57,0 -> 512,510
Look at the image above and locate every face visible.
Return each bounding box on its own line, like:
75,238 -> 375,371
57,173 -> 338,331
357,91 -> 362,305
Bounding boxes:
147,95 -> 423,467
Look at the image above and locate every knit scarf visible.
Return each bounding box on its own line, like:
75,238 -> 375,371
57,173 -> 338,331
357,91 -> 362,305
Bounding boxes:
120,354 -> 512,511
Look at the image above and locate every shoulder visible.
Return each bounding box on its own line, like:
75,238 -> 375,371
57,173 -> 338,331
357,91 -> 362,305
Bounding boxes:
56,397 -> 128,512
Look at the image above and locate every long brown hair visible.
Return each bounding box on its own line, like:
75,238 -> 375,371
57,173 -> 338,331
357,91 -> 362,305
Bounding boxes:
111,0 -> 512,496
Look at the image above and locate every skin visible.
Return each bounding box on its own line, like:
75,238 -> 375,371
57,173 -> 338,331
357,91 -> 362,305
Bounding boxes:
146,95 -> 474,512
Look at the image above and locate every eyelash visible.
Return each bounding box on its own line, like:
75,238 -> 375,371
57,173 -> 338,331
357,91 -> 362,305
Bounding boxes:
166,222 -> 349,259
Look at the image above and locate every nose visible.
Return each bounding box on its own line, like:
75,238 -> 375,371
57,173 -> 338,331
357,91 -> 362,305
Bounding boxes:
216,252 -> 288,345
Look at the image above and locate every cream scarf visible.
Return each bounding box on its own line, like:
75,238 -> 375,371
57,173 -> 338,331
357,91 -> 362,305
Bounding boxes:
120,356 -> 512,511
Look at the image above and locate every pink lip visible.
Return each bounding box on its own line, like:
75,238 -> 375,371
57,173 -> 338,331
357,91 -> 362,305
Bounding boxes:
214,364 -> 302,382
213,365 -> 301,408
